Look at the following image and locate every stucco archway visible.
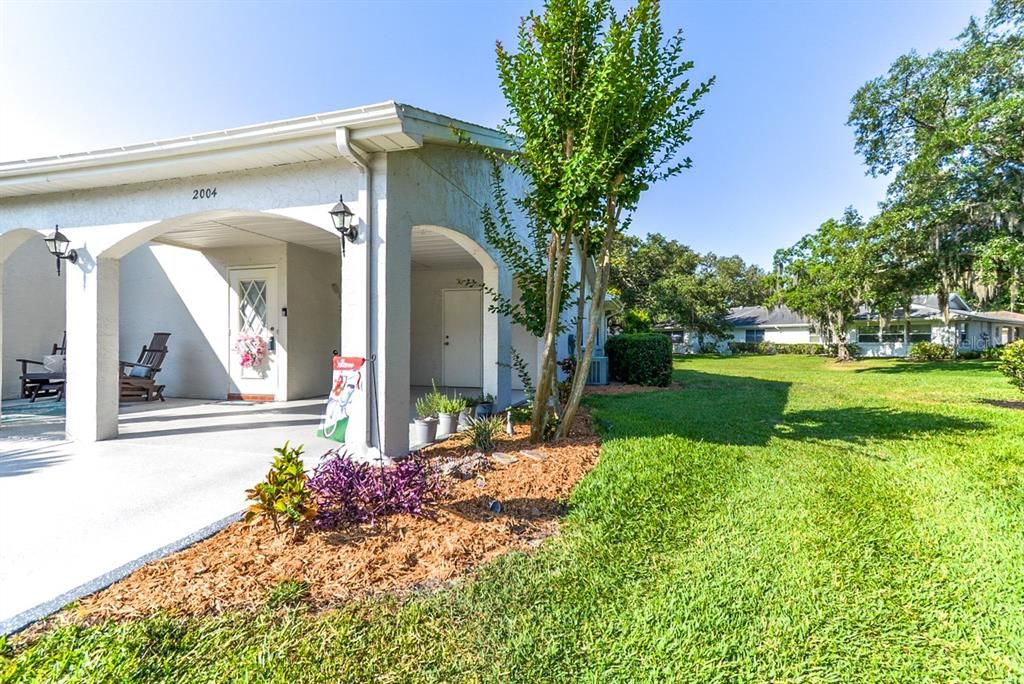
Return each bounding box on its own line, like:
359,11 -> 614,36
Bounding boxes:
0,228 -> 67,414
409,224 -> 511,416
65,210 -> 342,441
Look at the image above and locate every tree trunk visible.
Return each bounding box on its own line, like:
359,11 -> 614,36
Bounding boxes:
575,237 -> 588,361
557,197 -> 618,439
530,229 -> 574,442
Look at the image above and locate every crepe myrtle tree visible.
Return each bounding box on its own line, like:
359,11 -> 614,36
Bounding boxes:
772,208 -> 872,362
482,0 -> 712,441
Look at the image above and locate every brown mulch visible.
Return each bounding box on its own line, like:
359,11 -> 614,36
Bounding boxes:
584,381 -> 683,396
43,412 -> 600,628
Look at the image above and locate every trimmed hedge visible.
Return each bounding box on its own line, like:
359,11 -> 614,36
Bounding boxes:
726,342 -> 860,358
605,333 -> 673,386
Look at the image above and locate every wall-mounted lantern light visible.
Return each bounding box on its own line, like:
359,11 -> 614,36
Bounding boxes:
328,194 -> 357,256
43,225 -> 78,276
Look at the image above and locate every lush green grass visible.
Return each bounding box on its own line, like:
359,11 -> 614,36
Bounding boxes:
4,356 -> 1023,683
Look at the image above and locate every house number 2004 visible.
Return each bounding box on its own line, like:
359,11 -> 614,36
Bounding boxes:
193,187 -> 217,199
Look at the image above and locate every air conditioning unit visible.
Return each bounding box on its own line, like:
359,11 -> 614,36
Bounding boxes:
587,355 -> 609,385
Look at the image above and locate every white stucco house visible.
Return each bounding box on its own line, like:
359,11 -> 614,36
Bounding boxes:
0,102 -> 593,458
661,295 -> 1024,356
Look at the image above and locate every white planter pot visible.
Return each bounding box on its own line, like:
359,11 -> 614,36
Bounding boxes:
437,412 -> 459,439
458,408 -> 473,431
413,417 -> 437,445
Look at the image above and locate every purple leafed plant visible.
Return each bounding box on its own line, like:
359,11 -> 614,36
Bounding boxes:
308,450 -> 446,528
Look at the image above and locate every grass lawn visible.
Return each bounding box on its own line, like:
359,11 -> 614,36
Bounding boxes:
4,355 -> 1023,682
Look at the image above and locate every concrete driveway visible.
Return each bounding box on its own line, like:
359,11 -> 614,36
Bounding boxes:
0,398 -> 339,634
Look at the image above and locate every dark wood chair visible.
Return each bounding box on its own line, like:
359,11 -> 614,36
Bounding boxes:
120,332 -> 171,402
17,332 -> 67,402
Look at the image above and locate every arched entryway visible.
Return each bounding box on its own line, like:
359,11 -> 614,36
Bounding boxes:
0,228 -> 67,420
65,209 -> 342,441
408,225 -> 515,442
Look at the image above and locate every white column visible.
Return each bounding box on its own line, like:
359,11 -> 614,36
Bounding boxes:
482,264 -> 512,409
65,256 -> 120,441
374,186 -> 411,459
340,180 -> 374,454
341,156 -> 411,458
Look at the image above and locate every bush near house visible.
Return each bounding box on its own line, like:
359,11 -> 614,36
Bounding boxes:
909,341 -> 953,361
726,342 -> 859,357
998,339 -> 1024,393
605,333 -> 672,386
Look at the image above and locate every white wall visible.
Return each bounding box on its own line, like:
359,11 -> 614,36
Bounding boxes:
120,242 -> 300,400
409,267 -> 482,387
511,283 -> 540,390
1,239 -> 66,399
286,244 -> 341,399
120,243 -> 229,399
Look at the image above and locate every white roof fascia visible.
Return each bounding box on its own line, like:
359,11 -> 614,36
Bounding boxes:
0,101 -> 515,198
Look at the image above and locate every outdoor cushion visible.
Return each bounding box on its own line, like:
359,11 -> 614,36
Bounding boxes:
128,366 -> 150,378
42,354 -> 65,373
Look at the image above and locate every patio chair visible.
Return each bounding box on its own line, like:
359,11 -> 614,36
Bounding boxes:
16,332 -> 67,402
120,332 -> 171,402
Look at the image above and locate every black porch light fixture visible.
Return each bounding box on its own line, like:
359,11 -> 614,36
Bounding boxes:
328,194 -> 357,256
43,225 -> 78,276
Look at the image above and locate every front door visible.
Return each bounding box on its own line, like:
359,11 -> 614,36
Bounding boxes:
442,288 -> 482,388
229,267 -> 279,400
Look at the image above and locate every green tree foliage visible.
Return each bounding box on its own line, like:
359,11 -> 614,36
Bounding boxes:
490,0 -> 713,441
847,0 -> 1024,316
772,209 -> 872,362
610,232 -> 769,347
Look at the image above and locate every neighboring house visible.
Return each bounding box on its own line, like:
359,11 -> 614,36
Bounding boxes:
0,102 -> 596,458
658,294 -> 1024,357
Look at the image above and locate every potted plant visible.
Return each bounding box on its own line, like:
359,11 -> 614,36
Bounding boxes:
412,395 -> 438,446
474,393 -> 495,419
436,394 -> 466,439
459,396 -> 479,431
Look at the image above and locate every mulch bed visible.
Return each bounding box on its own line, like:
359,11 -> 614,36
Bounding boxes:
583,381 -> 683,396
35,412 -> 600,630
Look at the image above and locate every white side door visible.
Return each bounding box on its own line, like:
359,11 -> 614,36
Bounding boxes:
228,267 -> 279,400
442,288 -> 483,388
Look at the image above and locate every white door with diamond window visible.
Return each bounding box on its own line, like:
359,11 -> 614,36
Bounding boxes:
228,267 -> 279,400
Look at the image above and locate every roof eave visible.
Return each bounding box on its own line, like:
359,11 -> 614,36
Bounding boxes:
0,101 -> 515,198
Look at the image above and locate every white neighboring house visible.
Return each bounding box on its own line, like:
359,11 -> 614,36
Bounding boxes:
0,102 -> 599,458
660,295 -> 1024,356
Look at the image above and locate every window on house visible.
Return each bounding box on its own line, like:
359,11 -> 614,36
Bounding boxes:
745,329 -> 765,343
857,323 -> 930,343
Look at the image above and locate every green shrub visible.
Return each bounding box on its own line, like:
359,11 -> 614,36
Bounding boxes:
981,346 -> 1003,361
727,341 -> 832,356
620,309 -> 652,334
244,441 -> 316,535
998,340 -> 1024,393
436,394 -> 467,415
605,333 -> 672,386
909,341 -> 953,361
465,415 -> 505,454
958,350 -> 982,360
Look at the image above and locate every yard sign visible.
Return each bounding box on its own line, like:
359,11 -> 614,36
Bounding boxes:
317,356 -> 365,442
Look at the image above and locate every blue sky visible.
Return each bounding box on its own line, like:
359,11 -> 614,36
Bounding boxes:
0,0 -> 987,268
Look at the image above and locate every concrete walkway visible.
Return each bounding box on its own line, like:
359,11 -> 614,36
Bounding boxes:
0,398 -> 338,633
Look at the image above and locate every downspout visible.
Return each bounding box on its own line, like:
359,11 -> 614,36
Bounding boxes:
336,127 -> 375,447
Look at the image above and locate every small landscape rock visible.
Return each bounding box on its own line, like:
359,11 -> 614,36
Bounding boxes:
490,451 -> 518,465
520,449 -> 548,462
